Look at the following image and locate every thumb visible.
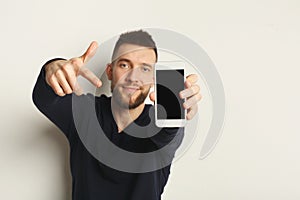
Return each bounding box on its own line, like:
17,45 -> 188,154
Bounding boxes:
149,91 -> 155,102
80,41 -> 98,64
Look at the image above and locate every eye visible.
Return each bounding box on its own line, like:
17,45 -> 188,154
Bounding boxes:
119,62 -> 129,69
141,66 -> 151,72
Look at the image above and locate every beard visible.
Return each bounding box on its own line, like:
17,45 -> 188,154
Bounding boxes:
112,84 -> 151,109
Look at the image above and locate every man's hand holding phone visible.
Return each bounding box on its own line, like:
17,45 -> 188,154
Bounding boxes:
149,70 -> 201,122
180,74 -> 202,120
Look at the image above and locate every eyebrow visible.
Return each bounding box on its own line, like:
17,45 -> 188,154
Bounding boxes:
116,58 -> 132,65
116,58 -> 154,68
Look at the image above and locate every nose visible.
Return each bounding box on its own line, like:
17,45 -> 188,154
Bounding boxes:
125,67 -> 140,83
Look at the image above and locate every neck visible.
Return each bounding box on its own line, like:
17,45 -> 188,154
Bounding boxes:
111,98 -> 145,133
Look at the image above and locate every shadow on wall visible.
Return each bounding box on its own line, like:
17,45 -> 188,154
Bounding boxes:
42,125 -> 72,200
16,110 -> 72,199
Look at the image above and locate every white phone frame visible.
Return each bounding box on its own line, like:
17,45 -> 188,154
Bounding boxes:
154,61 -> 186,127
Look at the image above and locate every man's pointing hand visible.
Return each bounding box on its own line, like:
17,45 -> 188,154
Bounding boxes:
45,41 -> 102,96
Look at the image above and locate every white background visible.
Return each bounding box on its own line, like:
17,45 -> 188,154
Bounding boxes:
1,0 -> 300,199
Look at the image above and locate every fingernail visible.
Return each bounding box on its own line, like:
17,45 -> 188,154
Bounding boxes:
183,102 -> 190,109
180,91 -> 187,98
186,81 -> 191,87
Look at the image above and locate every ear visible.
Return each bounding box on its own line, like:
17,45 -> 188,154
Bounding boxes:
106,63 -> 113,80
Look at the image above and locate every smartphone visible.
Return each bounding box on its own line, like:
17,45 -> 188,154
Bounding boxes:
155,61 -> 186,127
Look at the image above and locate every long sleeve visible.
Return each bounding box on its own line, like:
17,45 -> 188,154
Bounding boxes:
32,59 -> 75,140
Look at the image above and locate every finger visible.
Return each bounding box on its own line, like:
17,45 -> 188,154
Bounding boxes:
185,79 -> 192,88
183,93 -> 202,109
79,67 -> 102,87
179,84 -> 200,99
149,91 -> 155,102
48,76 -> 65,96
186,74 -> 198,85
79,41 -> 98,64
186,104 -> 198,120
185,75 -> 200,91
73,81 -> 83,96
55,70 -> 73,94
69,58 -> 83,72
62,63 -> 78,90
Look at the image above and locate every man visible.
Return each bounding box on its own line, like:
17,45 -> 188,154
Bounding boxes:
33,30 -> 201,200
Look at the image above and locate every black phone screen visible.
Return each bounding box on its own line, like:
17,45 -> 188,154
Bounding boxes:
156,69 -> 185,119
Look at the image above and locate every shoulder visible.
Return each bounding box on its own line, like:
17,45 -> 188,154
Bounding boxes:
95,94 -> 111,106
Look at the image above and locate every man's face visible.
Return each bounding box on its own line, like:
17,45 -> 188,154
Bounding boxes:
106,43 -> 156,109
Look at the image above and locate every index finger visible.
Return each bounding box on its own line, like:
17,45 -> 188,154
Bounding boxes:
79,67 -> 102,87
186,74 -> 198,85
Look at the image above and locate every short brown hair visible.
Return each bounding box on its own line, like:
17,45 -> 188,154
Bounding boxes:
111,30 -> 157,62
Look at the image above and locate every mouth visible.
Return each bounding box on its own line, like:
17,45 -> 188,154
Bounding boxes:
122,86 -> 140,94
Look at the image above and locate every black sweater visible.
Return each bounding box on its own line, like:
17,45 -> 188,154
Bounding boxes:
32,62 -> 184,200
